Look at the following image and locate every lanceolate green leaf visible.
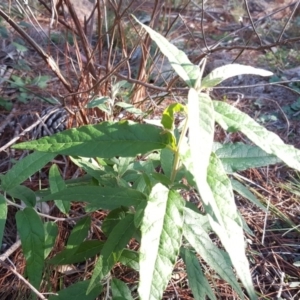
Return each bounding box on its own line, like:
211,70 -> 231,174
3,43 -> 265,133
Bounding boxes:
180,247 -> 216,300
67,216 -> 91,249
111,278 -> 134,300
102,207 -> 129,237
214,142 -> 281,173
48,280 -> 102,300
138,184 -> 184,300
202,64 -> 272,88
88,214 -> 136,294
13,121 -> 173,158
231,179 -> 267,212
69,156 -> 107,179
16,208 -> 45,289
134,17 -> 200,88
0,195 -> 7,247
188,89 -> 215,185
186,89 -> 223,222
115,102 -> 144,115
207,154 -> 242,227
44,222 -> 58,259
6,185 -> 36,207
186,90 -> 257,298
207,154 -> 256,299
118,249 -> 139,271
48,240 -> 104,265
214,101 -> 300,172
160,148 -> 175,179
1,152 -> 56,191
42,186 -> 147,210
161,103 -> 187,131
49,164 -> 70,214
183,208 -> 244,299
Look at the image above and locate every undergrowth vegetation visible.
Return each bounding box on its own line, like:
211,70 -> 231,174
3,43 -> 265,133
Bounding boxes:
1,1 -> 300,299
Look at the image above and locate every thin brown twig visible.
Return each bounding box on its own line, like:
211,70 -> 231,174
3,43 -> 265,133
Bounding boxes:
0,8 -> 73,93
63,0 -> 97,79
244,0 -> 263,45
0,119 -> 43,153
62,61 -> 169,101
37,0 -> 77,33
277,0 -> 300,43
201,0 -> 209,51
194,35 -> 300,62
0,240 -> 21,262
0,259 -> 48,300
258,96 -> 290,138
5,199 -> 89,222
0,107 -> 17,134
209,0 -> 300,50
0,108 -> 64,153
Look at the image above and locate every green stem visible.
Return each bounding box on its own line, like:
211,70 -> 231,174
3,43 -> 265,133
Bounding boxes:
170,116 -> 189,183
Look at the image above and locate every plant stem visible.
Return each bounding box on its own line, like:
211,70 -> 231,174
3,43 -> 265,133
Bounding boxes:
170,115 -> 189,183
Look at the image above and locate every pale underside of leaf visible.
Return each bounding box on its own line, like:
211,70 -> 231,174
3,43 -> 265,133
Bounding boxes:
187,89 -> 223,222
213,101 -> 300,172
134,16 -> 200,88
138,184 -> 184,300
207,154 -> 256,299
214,142 -> 281,173
186,90 -> 257,299
202,64 -> 273,88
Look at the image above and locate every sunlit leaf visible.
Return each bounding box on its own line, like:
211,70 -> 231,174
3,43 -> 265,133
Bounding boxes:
161,103 -> 186,131
207,154 -> 256,299
134,16 -> 200,88
214,101 -> 300,172
13,121 -> 174,157
202,64 -> 272,88
184,89 -> 256,299
214,142 -> 281,173
138,184 -> 184,300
